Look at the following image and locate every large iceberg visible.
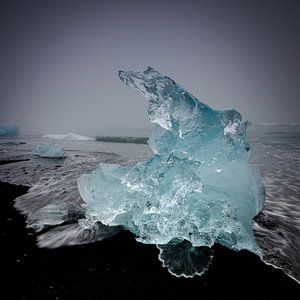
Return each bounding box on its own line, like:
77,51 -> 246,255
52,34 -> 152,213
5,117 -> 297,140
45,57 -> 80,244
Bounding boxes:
33,143 -> 65,158
77,66 -> 265,277
0,125 -> 19,137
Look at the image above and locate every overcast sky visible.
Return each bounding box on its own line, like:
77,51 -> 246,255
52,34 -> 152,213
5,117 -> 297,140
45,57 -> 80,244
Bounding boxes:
0,0 -> 299,134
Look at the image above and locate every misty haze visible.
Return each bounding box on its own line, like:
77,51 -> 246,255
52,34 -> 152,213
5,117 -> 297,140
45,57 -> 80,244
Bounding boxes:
0,1 -> 299,135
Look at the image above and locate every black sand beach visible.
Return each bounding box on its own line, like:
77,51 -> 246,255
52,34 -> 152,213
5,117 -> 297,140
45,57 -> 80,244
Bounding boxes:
1,180 -> 299,300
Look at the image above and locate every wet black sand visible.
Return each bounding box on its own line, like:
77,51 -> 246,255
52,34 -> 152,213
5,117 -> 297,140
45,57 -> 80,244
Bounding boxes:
0,158 -> 29,165
0,180 -> 299,300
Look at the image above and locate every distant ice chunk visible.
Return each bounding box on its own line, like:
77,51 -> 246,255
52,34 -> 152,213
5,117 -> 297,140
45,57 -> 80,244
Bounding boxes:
77,66 -> 265,277
33,143 -> 65,158
43,132 -> 94,141
0,125 -> 19,137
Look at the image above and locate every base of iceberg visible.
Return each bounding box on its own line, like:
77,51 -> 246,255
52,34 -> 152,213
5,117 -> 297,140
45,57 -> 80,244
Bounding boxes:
77,66 -> 265,277
33,143 -> 65,158
1,179 -> 298,300
157,239 -> 214,278
0,125 -> 19,137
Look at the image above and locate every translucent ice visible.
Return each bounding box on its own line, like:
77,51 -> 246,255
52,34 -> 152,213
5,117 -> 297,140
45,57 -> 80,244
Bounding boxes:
77,66 -> 265,277
33,143 -> 65,158
0,125 -> 19,137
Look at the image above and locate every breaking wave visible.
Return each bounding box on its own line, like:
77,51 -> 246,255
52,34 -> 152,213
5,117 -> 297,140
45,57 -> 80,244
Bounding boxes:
43,133 -> 94,141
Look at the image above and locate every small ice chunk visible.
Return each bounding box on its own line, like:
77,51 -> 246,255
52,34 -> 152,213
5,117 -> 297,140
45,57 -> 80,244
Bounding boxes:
33,144 -> 65,158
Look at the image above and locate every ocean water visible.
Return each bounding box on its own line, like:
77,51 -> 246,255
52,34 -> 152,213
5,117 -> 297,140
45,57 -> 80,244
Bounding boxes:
0,125 -> 299,283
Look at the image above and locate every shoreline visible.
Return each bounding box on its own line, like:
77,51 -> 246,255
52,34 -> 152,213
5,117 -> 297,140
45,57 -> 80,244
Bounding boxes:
0,180 -> 299,299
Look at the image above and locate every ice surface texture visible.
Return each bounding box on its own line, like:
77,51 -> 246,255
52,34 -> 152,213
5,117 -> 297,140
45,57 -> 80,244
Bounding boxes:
0,125 -> 19,137
34,143 -> 65,158
78,66 -> 265,277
